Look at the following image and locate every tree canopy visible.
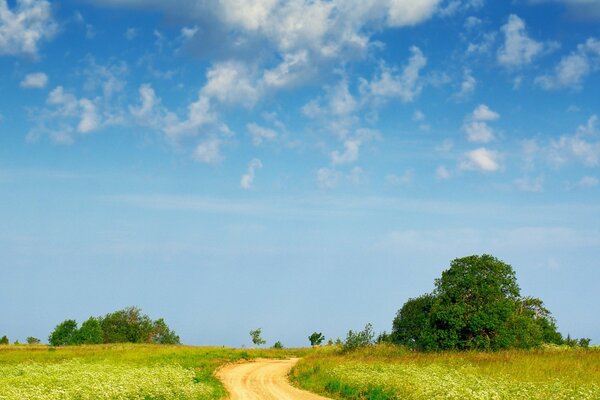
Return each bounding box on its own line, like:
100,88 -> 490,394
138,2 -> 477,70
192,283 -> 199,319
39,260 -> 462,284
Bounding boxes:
392,255 -> 563,351
48,307 -> 180,346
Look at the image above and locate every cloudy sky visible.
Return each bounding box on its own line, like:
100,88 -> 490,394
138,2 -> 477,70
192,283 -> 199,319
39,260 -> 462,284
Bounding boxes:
1,0 -> 599,346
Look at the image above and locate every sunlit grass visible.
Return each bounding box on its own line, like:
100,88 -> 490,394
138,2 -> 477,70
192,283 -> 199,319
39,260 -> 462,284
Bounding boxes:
0,344 -> 308,399
291,344 -> 600,400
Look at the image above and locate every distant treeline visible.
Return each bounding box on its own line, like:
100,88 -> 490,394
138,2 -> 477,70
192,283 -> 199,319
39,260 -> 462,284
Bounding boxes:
48,306 -> 180,346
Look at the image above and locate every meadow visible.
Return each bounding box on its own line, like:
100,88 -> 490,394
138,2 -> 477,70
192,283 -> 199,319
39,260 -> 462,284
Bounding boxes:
0,344 -> 306,400
291,344 -> 600,400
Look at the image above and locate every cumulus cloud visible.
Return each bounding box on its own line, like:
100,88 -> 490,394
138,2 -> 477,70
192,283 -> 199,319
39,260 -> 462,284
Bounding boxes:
247,122 -> 277,146
574,176 -> 598,189
546,115 -> 600,167
193,138 -> 222,164
329,128 -> 379,165
472,104 -> 500,121
455,69 -> 476,98
77,98 -> 100,133
0,0 -> 57,57
436,165 -> 451,180
361,46 -> 427,103
497,14 -> 554,67
20,72 -> 48,89
463,104 -> 500,143
240,158 -> 263,190
386,169 -> 414,186
130,83 -> 178,133
331,139 -> 361,165
515,176 -> 544,192
27,86 -> 104,144
535,37 -> 600,90
201,61 -> 259,107
317,167 -> 341,189
459,147 -> 501,172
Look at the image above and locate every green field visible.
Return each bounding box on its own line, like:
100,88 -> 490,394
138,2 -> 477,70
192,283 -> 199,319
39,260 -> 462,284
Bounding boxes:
291,344 -> 600,400
0,344 -> 306,400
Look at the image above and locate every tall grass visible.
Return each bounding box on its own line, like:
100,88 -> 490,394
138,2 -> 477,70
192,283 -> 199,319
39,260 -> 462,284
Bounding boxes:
291,344 -> 600,400
0,344 -> 307,399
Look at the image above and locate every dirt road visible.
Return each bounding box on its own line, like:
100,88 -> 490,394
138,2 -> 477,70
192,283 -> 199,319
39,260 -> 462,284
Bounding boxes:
216,358 -> 330,400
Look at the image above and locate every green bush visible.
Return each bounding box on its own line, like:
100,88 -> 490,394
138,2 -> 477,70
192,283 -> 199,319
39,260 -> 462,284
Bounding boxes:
26,337 -> 41,345
0,335 -> 9,345
343,323 -> 375,351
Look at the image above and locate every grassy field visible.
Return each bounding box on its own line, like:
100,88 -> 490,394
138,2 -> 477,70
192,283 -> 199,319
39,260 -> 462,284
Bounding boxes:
291,344 -> 600,400
0,344 -> 307,400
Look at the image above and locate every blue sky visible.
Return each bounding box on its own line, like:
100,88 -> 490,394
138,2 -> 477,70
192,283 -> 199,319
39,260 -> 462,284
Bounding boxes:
1,0 -> 599,346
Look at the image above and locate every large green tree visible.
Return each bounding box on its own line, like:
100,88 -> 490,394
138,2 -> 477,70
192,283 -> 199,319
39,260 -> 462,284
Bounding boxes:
99,307 -> 154,343
75,317 -> 104,344
392,255 -> 563,351
49,319 -> 78,346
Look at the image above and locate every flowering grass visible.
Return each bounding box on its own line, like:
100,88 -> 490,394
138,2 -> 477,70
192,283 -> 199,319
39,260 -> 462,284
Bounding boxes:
0,344 -> 306,399
291,344 -> 600,400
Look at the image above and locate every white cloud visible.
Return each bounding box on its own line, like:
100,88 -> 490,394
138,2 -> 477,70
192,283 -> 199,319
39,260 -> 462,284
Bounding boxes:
456,69 -> 476,98
330,128 -> 379,165
413,110 -> 425,121
164,94 -> 215,139
361,46 -> 427,103
467,32 -> 496,55
261,50 -> 311,89
435,165 -> 451,180
20,72 -> 48,89
125,27 -> 137,40
465,122 -> 495,143
547,115 -> 600,167
331,139 -> 361,165
180,26 -> 198,40
459,147 -> 501,172
77,98 -> 100,133
575,176 -> 598,189
240,158 -> 263,190
463,104 -> 500,143
464,16 -> 482,30
193,138 -> 222,164
497,14 -> 552,67
247,122 -> 277,145
317,167 -> 341,189
535,37 -> 600,90
201,61 -> 259,107
515,176 -> 544,192
130,83 -> 180,137
386,169 -> 414,186
29,86 -> 104,144
0,0 -> 57,57
472,104 -> 500,121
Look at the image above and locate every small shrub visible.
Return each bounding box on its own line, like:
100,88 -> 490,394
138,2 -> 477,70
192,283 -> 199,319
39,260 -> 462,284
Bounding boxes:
343,323 -> 375,352
272,341 -> 284,349
26,337 -> 41,345
309,332 -> 325,346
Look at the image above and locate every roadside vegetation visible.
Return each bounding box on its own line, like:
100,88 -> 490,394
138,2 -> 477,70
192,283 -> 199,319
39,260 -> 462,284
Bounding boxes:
292,344 -> 600,400
0,344 -> 308,400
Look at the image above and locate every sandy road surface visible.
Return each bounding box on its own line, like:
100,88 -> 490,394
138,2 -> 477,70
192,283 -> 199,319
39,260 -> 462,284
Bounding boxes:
216,358 -> 330,400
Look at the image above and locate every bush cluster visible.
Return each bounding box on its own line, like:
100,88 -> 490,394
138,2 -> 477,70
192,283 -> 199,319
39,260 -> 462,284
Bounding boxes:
48,306 -> 180,346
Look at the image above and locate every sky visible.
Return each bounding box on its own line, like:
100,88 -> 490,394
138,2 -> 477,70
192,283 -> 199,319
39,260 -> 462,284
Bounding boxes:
1,0 -> 599,347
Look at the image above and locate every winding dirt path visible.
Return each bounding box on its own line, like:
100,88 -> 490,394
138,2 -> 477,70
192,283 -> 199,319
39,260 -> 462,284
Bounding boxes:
216,358 -> 330,400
